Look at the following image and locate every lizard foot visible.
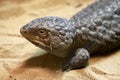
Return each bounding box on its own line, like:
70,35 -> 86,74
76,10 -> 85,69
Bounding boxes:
62,48 -> 90,71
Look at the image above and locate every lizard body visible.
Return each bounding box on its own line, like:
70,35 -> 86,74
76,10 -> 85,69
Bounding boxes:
70,0 -> 120,54
20,0 -> 120,70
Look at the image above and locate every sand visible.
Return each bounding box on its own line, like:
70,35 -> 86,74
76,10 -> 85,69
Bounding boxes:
0,0 -> 120,80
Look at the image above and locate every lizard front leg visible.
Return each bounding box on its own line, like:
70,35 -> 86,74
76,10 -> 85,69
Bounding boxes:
62,48 -> 90,71
62,41 -> 100,71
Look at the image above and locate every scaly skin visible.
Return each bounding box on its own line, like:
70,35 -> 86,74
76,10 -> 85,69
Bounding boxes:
20,0 -> 120,71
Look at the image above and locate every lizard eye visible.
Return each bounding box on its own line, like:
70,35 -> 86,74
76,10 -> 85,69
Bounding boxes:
38,29 -> 48,38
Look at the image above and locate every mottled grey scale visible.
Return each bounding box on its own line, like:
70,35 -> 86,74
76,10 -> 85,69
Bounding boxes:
69,32 -> 74,38
106,30 -> 116,39
97,26 -> 107,35
88,25 -> 96,31
76,29 -> 82,35
102,35 -> 111,41
59,42 -> 66,48
62,27 -> 69,31
84,19 -> 95,29
94,17 -> 102,26
28,22 -> 33,27
59,30 -> 66,35
102,21 -> 111,29
113,15 -> 120,23
50,29 -> 59,36
110,20 -> 118,28
89,31 -> 97,37
114,28 -> 120,35
59,35 -> 66,42
29,19 -> 40,28
55,26 -> 62,30
96,32 -> 103,40
65,39 -> 72,45
88,31 -> 101,42
65,32 -> 72,39
102,13 -> 113,20
105,6 -> 113,12
114,7 -> 120,15
81,27 -> 89,34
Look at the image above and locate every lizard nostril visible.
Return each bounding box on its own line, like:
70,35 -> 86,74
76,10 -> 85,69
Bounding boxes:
20,28 -> 27,34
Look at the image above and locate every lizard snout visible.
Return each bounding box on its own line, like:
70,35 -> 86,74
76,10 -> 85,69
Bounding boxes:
20,28 -> 27,34
20,25 -> 29,36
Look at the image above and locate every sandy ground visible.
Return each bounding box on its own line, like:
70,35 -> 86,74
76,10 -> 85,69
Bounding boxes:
0,0 -> 120,80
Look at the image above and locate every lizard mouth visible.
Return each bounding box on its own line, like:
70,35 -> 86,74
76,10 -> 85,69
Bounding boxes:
30,40 -> 50,50
20,28 -> 51,51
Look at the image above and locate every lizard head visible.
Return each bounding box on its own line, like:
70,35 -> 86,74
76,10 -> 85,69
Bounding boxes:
20,17 -> 75,57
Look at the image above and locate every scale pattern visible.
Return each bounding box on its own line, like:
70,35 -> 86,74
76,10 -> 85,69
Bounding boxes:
70,0 -> 120,53
70,0 -> 120,45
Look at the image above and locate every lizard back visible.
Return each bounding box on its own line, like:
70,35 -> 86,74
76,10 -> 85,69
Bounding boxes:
70,0 -> 120,53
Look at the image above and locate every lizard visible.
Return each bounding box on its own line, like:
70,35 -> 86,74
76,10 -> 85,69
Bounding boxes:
20,0 -> 120,71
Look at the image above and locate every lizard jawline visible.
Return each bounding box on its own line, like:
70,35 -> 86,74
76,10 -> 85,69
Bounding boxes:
30,40 -> 51,51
